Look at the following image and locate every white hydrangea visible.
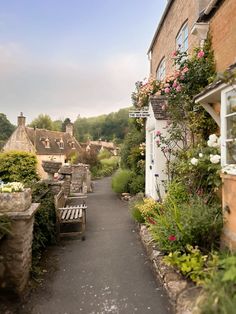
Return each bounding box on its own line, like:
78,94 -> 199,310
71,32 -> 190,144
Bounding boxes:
210,154 -> 221,164
190,157 -> 199,165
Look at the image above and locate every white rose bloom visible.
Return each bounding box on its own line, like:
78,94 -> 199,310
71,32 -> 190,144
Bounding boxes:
199,153 -> 203,158
210,154 -> 221,164
209,134 -> 218,142
191,157 -> 199,165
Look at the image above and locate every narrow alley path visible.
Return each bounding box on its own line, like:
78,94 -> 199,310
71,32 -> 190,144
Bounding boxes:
23,177 -> 172,314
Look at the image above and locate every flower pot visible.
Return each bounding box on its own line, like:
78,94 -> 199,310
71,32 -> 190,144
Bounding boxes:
0,188 -> 32,212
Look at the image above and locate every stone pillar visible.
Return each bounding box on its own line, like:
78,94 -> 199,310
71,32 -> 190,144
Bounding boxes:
70,164 -> 87,193
0,194 -> 39,295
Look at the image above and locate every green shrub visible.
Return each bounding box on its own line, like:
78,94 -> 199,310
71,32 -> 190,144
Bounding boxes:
112,169 -> 132,193
30,182 -> 57,277
198,254 -> 236,314
129,194 -> 145,223
0,215 -> 11,238
150,195 -> 223,252
164,245 -> 219,285
128,174 -> 145,195
98,149 -> 112,160
0,151 -> 39,184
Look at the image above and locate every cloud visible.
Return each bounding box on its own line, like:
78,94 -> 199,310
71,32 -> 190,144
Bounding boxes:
0,44 -> 149,124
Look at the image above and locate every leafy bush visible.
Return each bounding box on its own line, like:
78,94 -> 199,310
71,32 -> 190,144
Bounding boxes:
0,151 -> 39,184
149,195 -> 223,252
0,215 -> 11,239
128,173 -> 145,195
198,254 -> 236,314
98,149 -> 112,160
30,182 -> 57,277
112,169 -> 132,194
164,245 -> 219,285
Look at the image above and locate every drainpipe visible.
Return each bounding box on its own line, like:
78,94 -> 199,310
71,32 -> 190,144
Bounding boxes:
204,0 -> 218,15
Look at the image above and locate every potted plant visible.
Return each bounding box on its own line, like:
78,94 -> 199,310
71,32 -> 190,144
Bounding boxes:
0,182 -> 32,212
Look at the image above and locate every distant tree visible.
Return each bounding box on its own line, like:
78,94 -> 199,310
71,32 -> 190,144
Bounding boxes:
52,119 -> 63,131
29,114 -> 53,130
0,113 -> 16,149
62,118 -> 71,132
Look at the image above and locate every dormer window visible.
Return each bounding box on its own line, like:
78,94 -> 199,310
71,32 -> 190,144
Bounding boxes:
45,138 -> 50,148
59,138 -> 64,149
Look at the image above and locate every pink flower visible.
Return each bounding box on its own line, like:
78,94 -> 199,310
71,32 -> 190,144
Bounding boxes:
168,235 -> 177,241
172,80 -> 178,88
164,87 -> 170,94
156,130 -> 161,136
156,139 -> 160,145
182,66 -> 189,73
172,51 -> 177,57
197,50 -> 205,58
176,85 -> 182,92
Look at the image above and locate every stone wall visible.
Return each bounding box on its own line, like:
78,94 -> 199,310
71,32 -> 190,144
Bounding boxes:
0,193 -> 39,295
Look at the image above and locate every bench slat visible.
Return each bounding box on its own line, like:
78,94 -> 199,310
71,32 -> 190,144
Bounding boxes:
74,208 -> 79,219
70,209 -> 75,220
79,208 -> 83,218
61,209 -> 68,220
65,209 -> 72,220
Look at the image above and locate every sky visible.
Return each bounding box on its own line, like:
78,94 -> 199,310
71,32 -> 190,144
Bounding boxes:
0,0 -> 166,125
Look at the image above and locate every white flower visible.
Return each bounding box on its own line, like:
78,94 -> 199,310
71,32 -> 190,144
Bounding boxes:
207,134 -> 220,148
199,153 -> 203,158
191,157 -> 199,165
210,154 -> 221,164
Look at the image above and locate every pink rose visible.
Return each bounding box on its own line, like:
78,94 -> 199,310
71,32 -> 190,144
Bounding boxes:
156,130 -> 161,136
197,50 -> 205,58
164,87 -> 170,93
168,235 -> 177,241
172,80 -> 178,88
176,85 -> 181,92
182,66 -> 189,73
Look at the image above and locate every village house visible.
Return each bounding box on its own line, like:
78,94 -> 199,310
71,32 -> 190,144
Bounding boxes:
194,0 -> 236,249
145,0 -> 209,200
3,113 -> 82,178
83,139 -> 118,156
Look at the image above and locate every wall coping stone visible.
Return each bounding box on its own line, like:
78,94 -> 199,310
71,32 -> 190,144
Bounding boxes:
139,224 -> 202,314
0,203 -> 40,220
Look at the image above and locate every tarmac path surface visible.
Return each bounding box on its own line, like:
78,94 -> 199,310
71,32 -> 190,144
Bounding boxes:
21,177 -> 172,314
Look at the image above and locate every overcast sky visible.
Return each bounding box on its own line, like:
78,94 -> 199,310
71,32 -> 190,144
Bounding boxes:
0,0 -> 166,124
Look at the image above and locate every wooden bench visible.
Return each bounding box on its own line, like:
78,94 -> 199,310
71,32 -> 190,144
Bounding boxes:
55,189 -> 87,238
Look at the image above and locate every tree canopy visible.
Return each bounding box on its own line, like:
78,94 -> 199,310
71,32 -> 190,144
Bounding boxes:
0,113 -> 16,149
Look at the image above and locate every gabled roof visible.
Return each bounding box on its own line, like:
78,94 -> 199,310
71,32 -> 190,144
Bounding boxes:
25,127 -> 82,156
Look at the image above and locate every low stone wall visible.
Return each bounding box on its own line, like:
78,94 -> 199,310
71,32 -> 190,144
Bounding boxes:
139,225 -> 201,314
0,203 -> 39,295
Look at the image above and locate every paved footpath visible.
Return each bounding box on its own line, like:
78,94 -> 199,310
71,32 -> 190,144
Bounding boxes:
22,177 -> 172,314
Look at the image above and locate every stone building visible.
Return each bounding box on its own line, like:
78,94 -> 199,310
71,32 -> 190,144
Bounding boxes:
3,113 -> 82,178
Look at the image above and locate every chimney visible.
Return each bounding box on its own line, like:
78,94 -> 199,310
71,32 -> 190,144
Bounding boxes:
17,112 -> 26,127
65,122 -> 73,136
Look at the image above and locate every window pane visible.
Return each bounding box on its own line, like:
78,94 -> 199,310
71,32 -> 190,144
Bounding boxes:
226,115 -> 236,139
226,141 -> 236,164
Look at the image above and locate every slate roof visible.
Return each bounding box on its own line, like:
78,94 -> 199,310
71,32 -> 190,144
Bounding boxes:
194,62 -> 236,101
149,96 -> 168,120
25,127 -> 82,156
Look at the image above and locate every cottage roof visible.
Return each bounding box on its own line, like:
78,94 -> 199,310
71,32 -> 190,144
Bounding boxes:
25,127 -> 82,156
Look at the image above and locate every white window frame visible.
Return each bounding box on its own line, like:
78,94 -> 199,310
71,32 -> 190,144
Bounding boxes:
156,58 -> 166,81
221,85 -> 236,166
176,22 -> 188,53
